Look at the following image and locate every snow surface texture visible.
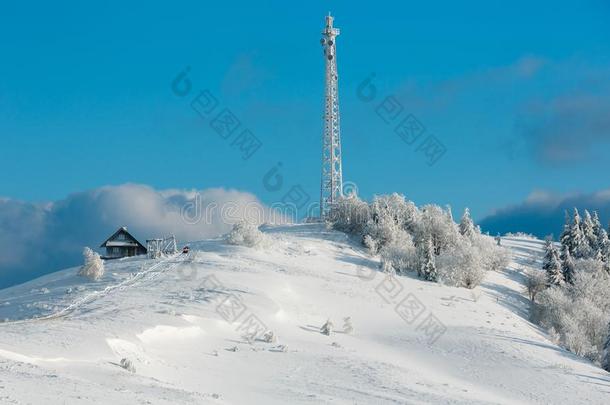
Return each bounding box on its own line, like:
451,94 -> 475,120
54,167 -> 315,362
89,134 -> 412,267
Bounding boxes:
0,224 -> 608,404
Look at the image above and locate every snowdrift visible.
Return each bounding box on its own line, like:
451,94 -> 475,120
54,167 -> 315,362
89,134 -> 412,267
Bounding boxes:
0,224 -> 607,404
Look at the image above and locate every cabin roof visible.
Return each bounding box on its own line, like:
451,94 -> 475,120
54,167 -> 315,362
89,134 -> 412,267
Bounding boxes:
100,227 -> 147,251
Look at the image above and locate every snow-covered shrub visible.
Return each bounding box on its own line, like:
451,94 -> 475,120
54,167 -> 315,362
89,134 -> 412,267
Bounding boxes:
321,319 -> 334,336
487,245 -> 511,273
363,234 -> 378,254
342,317 -> 353,334
533,269 -> 610,364
434,232 -> 508,289
120,358 -> 136,373
474,234 -> 510,273
262,330 -> 277,343
78,247 -> 105,281
225,221 -> 267,248
524,268 -> 547,303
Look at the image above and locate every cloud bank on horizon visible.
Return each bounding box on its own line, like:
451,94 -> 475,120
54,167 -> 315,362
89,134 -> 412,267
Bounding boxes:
0,184 -> 285,289
480,189 -> 610,238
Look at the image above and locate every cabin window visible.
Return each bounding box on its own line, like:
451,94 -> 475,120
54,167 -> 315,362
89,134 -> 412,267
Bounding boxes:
117,233 -> 125,240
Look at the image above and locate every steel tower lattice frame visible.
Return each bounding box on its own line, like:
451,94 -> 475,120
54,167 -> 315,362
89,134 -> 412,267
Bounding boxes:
320,14 -> 343,219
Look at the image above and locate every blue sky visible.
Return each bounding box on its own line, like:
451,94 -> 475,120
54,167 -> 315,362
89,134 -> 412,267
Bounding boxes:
1,0 -> 610,222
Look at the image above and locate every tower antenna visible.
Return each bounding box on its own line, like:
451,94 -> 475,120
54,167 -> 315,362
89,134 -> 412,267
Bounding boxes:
319,13 -> 343,219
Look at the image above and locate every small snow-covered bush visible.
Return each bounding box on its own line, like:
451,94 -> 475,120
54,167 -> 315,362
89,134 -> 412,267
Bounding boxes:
342,317 -> 354,334
321,319 -> 334,336
78,247 -> 105,281
262,330 -> 277,343
120,358 -> 136,373
363,234 -> 378,254
225,221 -> 267,248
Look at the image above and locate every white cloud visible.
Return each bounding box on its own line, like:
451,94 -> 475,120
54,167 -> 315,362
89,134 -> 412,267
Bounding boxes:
480,188 -> 610,238
0,184 -> 285,288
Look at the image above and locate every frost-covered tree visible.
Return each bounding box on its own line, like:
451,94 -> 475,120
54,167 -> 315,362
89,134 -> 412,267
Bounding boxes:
602,323 -> 610,372
419,236 -> 437,282
329,193 -> 503,289
597,229 -> 610,274
330,195 -> 370,236
534,269 -> 610,363
417,205 -> 459,255
559,210 -> 572,248
445,204 -> 454,223
225,221 -> 267,247
543,242 -> 564,286
459,208 -> 476,239
569,209 -> 589,259
365,194 -> 420,249
379,230 -> 417,274
436,237 -> 487,289
524,268 -> 547,303
560,244 -> 576,285
592,211 -> 604,249
78,247 -> 105,281
582,210 -> 597,257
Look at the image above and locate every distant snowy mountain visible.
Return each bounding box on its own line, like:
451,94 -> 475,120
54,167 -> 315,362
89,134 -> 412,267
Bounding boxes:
0,224 -> 608,404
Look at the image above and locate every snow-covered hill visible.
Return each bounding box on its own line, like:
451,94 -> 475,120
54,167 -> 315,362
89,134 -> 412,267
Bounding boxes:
0,224 -> 608,404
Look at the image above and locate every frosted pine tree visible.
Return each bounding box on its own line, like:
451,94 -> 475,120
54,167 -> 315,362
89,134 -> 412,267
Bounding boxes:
597,229 -> 610,274
78,247 -> 105,281
459,208 -> 475,239
445,204 -> 454,223
569,208 -> 588,258
592,211 -> 604,248
602,322 -> 610,372
582,210 -> 596,257
543,242 -> 564,286
598,228 -> 610,253
559,210 -> 572,248
420,237 -> 438,282
560,244 -> 575,285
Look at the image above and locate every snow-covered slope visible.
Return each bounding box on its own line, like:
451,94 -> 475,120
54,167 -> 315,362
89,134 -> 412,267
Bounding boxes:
0,224 -> 608,404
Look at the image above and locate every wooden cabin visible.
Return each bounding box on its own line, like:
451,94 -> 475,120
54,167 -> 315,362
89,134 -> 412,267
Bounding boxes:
100,226 -> 147,259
